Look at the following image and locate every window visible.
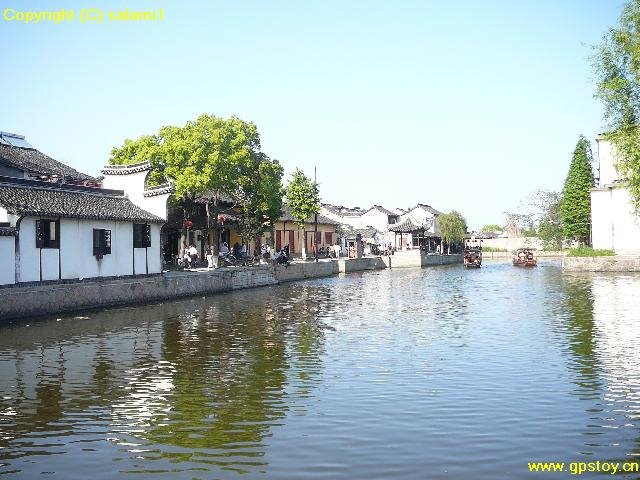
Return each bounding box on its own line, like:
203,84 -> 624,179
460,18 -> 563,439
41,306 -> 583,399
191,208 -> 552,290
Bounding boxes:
325,232 -> 333,244
93,229 -> 111,256
133,223 -> 151,248
36,219 -> 60,249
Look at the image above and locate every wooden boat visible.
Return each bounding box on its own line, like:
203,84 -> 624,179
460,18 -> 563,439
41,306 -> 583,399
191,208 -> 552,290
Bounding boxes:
512,248 -> 537,267
463,246 -> 482,268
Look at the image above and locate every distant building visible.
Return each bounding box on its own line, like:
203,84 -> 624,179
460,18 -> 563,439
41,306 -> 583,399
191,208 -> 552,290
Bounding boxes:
591,136 -> 640,254
321,202 -> 442,251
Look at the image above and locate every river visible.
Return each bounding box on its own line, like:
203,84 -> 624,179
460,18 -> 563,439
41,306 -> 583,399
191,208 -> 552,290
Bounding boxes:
0,261 -> 639,479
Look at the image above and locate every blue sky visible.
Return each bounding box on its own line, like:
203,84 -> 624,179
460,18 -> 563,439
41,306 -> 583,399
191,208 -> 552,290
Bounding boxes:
0,0 -> 623,228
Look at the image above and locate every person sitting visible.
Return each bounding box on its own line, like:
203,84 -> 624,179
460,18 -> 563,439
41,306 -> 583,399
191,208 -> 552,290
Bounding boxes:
219,242 -> 229,257
188,244 -> 199,267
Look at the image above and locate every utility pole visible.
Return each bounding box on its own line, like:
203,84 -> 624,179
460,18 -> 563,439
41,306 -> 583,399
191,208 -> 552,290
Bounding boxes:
314,166 -> 318,262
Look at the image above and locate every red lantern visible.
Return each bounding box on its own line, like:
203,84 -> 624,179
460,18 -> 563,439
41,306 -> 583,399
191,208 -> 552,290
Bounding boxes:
184,220 -> 193,229
217,214 -> 225,224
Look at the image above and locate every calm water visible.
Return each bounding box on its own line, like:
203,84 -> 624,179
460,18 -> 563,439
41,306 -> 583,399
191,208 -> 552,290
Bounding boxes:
0,261 -> 639,479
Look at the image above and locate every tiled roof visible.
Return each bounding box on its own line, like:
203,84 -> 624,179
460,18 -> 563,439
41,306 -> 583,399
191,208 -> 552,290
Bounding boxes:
280,206 -> 338,225
322,203 -> 366,217
347,226 -> 378,239
0,176 -> 164,223
143,182 -> 174,197
0,226 -> 16,236
389,217 -> 423,233
365,205 -> 397,216
0,144 -> 96,183
101,161 -> 153,175
412,203 -> 442,215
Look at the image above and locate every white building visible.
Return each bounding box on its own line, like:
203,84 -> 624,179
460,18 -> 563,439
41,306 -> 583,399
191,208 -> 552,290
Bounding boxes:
591,136 -> 640,254
0,133 -> 171,286
321,202 -> 442,250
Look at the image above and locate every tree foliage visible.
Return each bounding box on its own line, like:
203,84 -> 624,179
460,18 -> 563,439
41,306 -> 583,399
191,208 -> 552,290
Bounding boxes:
481,224 -> 503,233
285,169 -> 320,256
560,136 -> 595,243
232,152 -> 284,245
592,0 -> 640,209
438,211 -> 467,253
110,114 -> 282,254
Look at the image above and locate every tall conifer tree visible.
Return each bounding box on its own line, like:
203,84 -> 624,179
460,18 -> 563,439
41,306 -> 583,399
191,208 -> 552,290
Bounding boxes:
560,136 -> 595,244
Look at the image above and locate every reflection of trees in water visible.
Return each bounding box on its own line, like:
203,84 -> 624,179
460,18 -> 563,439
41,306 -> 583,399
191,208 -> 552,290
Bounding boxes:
0,288 -> 328,474
561,276 -> 601,396
141,287 -> 326,472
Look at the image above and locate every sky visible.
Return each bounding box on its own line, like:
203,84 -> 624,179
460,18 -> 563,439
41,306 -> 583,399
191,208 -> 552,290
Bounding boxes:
0,0 -> 624,229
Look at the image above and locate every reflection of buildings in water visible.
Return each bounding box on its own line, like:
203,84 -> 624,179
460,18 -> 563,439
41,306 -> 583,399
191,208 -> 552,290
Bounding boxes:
0,287 -> 329,475
591,275 -> 640,415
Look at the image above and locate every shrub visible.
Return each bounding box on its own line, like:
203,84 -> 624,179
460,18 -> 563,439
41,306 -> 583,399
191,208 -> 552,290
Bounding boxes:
481,246 -> 508,252
567,247 -> 615,257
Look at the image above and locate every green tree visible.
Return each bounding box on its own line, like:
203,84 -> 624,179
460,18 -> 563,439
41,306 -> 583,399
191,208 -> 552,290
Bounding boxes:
560,136 -> 595,244
481,224 -> 503,233
438,210 -> 467,254
592,0 -> 640,209
285,169 -> 320,258
232,152 -> 284,248
110,114 -> 268,258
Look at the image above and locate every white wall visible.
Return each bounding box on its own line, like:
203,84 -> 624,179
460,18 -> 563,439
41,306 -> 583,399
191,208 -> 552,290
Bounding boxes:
101,169 -> 170,221
596,137 -> 619,186
0,207 -> 7,223
591,186 -> 640,253
17,217 -> 163,283
148,224 -> 162,273
0,236 -> 15,285
359,210 -> 389,231
18,218 -> 41,282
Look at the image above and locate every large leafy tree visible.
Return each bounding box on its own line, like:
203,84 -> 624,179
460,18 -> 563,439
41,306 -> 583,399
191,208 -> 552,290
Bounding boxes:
232,151 -> 284,248
110,114 -> 274,257
285,168 -> 320,258
592,0 -> 640,209
560,137 -> 595,244
438,211 -> 467,254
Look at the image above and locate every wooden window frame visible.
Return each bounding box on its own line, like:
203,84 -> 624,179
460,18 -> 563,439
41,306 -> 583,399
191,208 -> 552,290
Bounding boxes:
35,219 -> 60,249
133,223 -> 151,248
93,229 -> 112,256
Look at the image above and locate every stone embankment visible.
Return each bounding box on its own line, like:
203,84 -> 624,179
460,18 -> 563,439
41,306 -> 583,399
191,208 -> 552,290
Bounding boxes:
562,255 -> 640,272
481,251 -> 567,259
0,254 -> 461,320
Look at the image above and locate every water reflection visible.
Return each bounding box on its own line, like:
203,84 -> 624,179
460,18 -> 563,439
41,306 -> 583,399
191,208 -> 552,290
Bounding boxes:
0,265 -> 639,479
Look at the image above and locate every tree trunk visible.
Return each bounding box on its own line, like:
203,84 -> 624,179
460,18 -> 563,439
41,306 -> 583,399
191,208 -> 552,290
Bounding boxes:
179,206 -> 187,257
300,226 -> 306,258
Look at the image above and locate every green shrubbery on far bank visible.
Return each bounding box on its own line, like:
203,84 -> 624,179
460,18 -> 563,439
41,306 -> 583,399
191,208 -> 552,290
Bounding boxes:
567,247 -> 615,257
481,246 -> 508,252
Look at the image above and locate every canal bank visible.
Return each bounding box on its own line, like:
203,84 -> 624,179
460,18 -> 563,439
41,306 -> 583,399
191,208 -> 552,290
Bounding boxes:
562,255 -> 640,272
0,254 -> 462,320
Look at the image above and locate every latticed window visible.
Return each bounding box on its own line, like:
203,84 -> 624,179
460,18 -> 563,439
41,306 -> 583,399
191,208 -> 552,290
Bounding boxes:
133,223 -> 151,248
35,219 -> 60,249
93,229 -> 111,256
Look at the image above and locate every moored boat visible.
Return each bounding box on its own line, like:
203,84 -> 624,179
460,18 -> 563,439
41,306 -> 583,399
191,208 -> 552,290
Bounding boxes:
463,238 -> 482,268
512,248 -> 537,267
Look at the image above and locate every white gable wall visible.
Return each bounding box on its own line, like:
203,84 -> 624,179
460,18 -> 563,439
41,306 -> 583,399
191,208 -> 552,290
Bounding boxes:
101,170 -> 169,221
0,236 -> 14,285
591,187 -> 640,253
359,210 -> 389,232
596,137 -> 619,185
